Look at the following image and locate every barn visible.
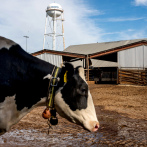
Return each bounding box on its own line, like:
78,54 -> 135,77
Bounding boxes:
32,38 -> 147,86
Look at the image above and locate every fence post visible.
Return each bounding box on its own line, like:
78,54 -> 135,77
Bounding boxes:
117,67 -> 119,84
120,67 -> 121,84
145,68 -> 147,85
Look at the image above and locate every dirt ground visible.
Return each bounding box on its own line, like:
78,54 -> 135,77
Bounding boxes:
91,84 -> 147,120
0,84 -> 147,146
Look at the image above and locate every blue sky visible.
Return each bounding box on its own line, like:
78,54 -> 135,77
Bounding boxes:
0,0 -> 147,53
88,0 -> 147,41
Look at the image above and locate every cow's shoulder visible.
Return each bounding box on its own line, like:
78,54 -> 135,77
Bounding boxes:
0,36 -> 17,50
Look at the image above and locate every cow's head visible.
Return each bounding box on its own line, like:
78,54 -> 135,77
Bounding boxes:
55,63 -> 99,132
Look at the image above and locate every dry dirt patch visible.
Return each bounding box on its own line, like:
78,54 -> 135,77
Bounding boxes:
90,84 -> 147,120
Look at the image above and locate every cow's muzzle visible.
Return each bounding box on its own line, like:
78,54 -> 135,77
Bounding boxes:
83,121 -> 100,132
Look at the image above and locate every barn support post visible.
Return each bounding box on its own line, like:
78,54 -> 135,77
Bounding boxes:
86,55 -> 89,81
84,58 -> 87,80
84,55 -> 89,81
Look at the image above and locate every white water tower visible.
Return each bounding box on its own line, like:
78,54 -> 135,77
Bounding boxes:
43,3 -> 65,51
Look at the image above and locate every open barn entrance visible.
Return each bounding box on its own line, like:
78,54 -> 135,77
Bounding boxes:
84,67 -> 117,84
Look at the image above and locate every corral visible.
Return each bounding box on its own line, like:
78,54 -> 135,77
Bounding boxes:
0,84 -> 147,146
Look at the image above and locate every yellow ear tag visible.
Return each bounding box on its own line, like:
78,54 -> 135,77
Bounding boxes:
64,71 -> 68,83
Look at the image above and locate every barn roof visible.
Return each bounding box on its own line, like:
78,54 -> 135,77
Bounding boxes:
64,38 -> 147,56
32,38 -> 147,59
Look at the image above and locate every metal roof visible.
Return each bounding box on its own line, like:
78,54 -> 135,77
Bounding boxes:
64,38 -> 147,55
71,59 -> 118,68
32,49 -> 85,58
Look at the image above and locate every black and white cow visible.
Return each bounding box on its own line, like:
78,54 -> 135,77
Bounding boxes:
0,36 -> 99,135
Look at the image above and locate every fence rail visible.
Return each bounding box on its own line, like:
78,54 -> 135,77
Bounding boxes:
118,68 -> 147,86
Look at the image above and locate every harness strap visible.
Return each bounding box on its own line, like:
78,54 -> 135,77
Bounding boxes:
48,67 -> 60,108
46,66 -> 55,107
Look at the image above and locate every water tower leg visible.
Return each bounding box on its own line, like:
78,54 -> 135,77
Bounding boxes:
53,11 -> 56,50
61,13 -> 65,50
43,15 -> 48,50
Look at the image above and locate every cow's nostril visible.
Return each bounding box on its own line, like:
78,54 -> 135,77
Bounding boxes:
93,123 -> 99,132
95,124 -> 99,129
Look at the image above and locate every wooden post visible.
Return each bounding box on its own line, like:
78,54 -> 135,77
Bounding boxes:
117,67 -> 120,84
84,58 -> 86,79
87,55 -> 89,81
117,68 -> 118,84
145,70 -> 146,85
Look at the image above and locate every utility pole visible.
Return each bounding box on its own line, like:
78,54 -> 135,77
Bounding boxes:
23,36 -> 29,52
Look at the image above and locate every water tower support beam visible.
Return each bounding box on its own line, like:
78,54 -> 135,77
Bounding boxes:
53,11 -> 56,50
62,13 -> 65,50
43,14 -> 48,50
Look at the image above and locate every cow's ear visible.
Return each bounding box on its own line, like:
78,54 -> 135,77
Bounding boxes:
63,62 -> 74,81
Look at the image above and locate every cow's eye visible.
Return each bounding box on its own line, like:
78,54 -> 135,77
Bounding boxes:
81,89 -> 86,94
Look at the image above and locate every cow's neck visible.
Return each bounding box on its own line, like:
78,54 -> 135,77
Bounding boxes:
2,45 -> 57,111
15,51 -> 56,110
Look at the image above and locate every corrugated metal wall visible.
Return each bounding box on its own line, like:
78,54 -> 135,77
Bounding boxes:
36,53 -> 62,67
118,45 -> 147,69
144,45 -> 147,68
